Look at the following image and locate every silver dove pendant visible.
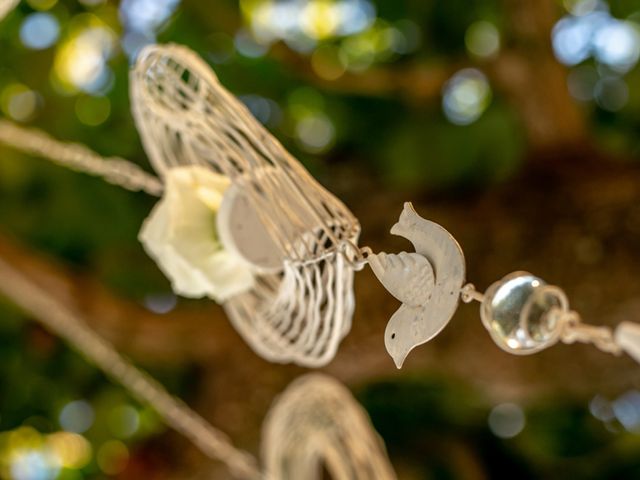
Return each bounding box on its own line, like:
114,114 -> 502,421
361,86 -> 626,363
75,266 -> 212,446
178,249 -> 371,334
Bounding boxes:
370,202 -> 640,370
368,203 -> 466,368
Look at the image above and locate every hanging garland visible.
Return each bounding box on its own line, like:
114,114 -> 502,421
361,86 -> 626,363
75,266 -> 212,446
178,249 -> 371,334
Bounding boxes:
2,43 -> 640,371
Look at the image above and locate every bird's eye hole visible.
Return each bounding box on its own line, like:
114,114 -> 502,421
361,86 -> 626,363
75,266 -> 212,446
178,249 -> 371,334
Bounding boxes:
391,333 -> 396,339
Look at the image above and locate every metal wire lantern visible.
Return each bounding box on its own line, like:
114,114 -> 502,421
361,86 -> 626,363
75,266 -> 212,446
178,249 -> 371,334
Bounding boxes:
130,44 -> 362,367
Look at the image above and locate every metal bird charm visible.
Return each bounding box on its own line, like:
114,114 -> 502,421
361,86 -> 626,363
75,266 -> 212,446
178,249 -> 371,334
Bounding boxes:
368,203 -> 466,368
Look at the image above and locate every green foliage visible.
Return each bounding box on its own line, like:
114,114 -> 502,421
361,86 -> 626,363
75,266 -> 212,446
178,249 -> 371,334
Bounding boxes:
359,376 -> 640,480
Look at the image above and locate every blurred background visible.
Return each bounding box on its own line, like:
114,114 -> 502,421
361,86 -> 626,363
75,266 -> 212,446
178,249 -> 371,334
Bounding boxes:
1,0 -> 640,478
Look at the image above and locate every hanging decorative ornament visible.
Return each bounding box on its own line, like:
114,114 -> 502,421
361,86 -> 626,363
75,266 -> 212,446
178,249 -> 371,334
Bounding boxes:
371,202 -> 640,368
130,44 -> 363,367
262,374 -> 396,480
5,38 -> 639,374
368,203 -> 466,368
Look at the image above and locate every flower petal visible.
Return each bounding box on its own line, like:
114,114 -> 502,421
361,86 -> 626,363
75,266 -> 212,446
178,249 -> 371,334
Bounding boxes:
139,166 -> 256,301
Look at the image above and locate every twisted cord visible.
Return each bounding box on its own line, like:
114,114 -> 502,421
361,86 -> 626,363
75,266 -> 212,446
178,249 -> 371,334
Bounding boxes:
0,119 -> 163,196
0,256 -> 263,480
558,309 -> 622,355
460,283 -> 485,303
0,0 -> 19,21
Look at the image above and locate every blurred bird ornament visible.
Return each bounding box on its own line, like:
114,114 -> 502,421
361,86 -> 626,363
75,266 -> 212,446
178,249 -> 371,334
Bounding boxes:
263,374 -> 396,480
371,202 -> 640,368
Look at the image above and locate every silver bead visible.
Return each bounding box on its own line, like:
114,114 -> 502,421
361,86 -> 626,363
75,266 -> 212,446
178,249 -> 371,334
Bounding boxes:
480,271 -> 567,354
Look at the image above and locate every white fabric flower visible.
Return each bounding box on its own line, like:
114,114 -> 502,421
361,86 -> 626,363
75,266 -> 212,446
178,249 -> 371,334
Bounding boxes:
139,165 -> 254,302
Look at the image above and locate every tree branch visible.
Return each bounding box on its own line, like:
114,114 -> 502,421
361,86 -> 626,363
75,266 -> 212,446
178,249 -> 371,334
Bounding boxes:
0,233 -> 245,364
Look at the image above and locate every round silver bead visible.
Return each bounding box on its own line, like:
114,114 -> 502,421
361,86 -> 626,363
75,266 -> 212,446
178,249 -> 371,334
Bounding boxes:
480,271 -> 567,354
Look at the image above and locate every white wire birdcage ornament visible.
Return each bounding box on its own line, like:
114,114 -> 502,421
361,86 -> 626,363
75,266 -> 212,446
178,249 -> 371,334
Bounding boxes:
262,374 -> 396,480
130,44 -> 362,367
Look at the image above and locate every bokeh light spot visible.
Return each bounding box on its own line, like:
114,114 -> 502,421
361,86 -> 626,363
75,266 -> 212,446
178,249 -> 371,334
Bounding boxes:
442,68 -> 491,125
589,394 -> 615,422
75,95 -> 111,126
567,65 -> 599,101
564,0 -> 599,16
143,292 -> 177,314
97,440 -> 129,475
552,4 -> 640,73
612,390 -> 640,432
594,76 -> 628,111
53,15 -> 116,94
10,449 -> 60,480
119,0 -> 179,35
59,400 -> 94,434
240,94 -> 282,127
47,432 -> 92,469
108,405 -> 140,439
1,84 -> 40,122
234,29 -> 268,58
20,13 -> 59,50
465,21 -> 500,58
337,20 -> 398,72
552,12 -> 605,66
488,403 -> 525,439
300,0 -> 340,40
245,0 -> 375,49
295,113 -> 335,153
592,20 -> 640,73
311,45 -> 346,80
25,0 -> 58,11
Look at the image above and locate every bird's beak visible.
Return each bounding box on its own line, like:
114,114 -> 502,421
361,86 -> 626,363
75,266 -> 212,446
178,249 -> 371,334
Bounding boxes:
392,351 -> 408,369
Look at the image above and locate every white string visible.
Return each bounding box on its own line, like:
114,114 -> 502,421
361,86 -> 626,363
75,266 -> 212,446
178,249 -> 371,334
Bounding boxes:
0,255 -> 263,480
0,119 -> 163,196
558,309 -> 622,355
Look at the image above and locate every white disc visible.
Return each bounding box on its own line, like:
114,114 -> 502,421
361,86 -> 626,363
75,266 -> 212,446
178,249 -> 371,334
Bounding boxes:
217,183 -> 284,274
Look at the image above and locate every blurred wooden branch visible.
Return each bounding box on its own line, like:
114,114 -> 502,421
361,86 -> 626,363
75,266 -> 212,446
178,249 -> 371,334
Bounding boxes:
0,252 -> 263,480
0,233 -> 243,365
496,0 -> 586,148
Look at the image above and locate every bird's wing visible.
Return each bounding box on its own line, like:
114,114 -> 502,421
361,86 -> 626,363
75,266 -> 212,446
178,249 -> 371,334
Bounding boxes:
368,252 -> 434,307
383,203 -> 467,367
